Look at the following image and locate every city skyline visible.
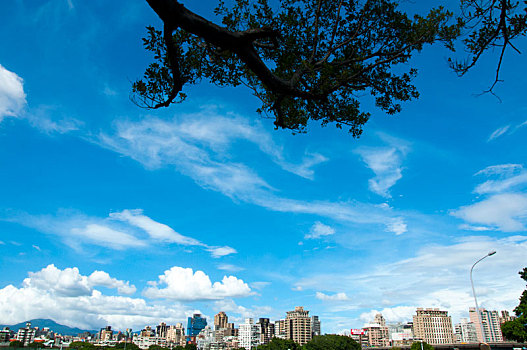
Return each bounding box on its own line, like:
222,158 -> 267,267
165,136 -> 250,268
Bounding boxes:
0,0 -> 526,335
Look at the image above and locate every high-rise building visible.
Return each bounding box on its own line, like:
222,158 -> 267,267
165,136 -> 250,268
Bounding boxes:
167,323 -> 186,346
469,308 -> 503,343
285,306 -> 312,345
214,312 -> 228,331
16,323 -> 36,346
412,308 -> 455,345
187,314 -> 207,344
311,316 -> 321,337
364,313 -> 389,347
239,318 -> 261,350
156,322 -> 168,338
274,320 -> 286,339
454,318 -> 478,343
257,318 -> 274,345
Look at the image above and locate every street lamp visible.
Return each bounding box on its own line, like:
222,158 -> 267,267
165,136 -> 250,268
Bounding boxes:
470,250 -> 496,343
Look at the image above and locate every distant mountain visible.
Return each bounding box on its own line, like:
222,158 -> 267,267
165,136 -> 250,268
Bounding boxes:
0,319 -> 95,336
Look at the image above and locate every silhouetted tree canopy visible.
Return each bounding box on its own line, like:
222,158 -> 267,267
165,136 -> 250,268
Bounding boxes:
134,0 -> 526,135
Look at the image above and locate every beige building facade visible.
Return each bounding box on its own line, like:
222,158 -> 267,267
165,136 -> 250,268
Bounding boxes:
413,308 -> 455,345
285,306 -> 312,345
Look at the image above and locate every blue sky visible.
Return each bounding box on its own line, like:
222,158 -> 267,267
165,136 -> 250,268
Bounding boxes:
0,0 -> 526,334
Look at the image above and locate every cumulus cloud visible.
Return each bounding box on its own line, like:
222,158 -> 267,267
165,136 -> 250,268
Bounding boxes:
0,64 -> 26,120
305,222 -> 335,239
22,264 -> 136,297
316,292 -> 350,301
143,266 -> 252,301
355,134 -> 409,198
88,270 -> 136,295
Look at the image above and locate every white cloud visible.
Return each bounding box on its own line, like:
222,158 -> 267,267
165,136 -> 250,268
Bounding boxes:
110,209 -> 201,246
71,223 -> 147,250
206,246 -> 238,258
305,222 -> 335,239
0,265 -> 194,330
385,217 -> 407,235
32,245 -> 41,251
0,64 -> 26,120
143,266 -> 252,301
295,235 -> 527,324
96,113 -> 409,237
8,209 -> 236,258
316,292 -> 350,301
217,264 -> 245,272
22,264 -> 136,298
355,135 -> 409,198
88,270 -> 136,295
452,193 -> 527,232
474,168 -> 527,195
488,125 -> 511,141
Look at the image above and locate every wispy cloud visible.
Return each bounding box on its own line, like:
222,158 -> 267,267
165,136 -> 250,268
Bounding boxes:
316,292 -> 350,301
96,113 -> 409,236
488,125 -> 511,141
305,222 -> 335,239
296,235 -> 527,323
355,134 -> 410,198
452,193 -> 527,232
6,209 -> 236,257
474,164 -> 527,195
453,163 -> 527,231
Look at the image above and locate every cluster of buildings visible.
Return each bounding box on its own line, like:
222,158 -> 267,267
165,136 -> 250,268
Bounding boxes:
130,307 -> 321,350
0,306 -> 518,349
0,322 -> 60,347
353,307 -> 516,347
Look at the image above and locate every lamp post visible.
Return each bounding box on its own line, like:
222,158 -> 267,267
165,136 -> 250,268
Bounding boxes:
470,250 -> 496,343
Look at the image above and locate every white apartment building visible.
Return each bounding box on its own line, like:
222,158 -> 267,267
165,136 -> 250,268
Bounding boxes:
238,318 -> 260,350
455,318 -> 478,343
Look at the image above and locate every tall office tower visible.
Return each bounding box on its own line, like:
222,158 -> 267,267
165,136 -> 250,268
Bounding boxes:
156,322 -> 168,338
187,313 -> 207,344
214,311 -> 229,331
167,323 -> 186,346
285,306 -> 312,345
412,308 -> 455,345
257,318 -> 275,345
364,313 -> 389,347
454,318 -> 478,343
239,318 -> 261,350
311,316 -> 321,337
469,308 -> 503,342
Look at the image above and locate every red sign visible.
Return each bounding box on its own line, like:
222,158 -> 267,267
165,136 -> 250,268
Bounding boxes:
351,329 -> 365,335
